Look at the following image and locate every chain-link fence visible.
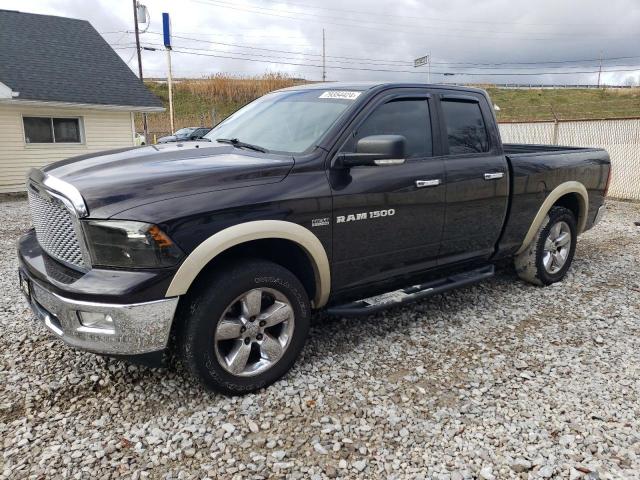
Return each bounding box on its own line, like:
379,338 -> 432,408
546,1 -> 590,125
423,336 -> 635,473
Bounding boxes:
499,118 -> 640,201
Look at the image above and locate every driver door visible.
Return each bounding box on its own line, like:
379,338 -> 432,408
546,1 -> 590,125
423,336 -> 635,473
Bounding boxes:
329,89 -> 446,292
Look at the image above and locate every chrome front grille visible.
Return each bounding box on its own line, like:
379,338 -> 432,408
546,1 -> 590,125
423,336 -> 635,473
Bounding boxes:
27,187 -> 86,269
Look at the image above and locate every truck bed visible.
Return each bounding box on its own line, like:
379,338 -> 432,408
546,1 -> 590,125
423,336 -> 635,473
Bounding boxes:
503,143 -> 598,155
497,143 -> 610,257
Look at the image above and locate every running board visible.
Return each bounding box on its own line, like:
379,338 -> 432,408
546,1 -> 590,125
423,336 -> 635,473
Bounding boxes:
326,265 -> 495,317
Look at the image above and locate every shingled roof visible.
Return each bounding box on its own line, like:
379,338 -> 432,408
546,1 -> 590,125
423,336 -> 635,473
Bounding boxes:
0,9 -> 163,110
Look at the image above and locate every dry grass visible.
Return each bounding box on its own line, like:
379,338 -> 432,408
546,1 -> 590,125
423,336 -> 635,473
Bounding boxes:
137,75 -> 640,138
137,73 -> 306,138
180,73 -> 303,105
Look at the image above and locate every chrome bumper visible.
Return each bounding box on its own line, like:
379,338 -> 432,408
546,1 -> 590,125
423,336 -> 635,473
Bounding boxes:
21,275 -> 179,355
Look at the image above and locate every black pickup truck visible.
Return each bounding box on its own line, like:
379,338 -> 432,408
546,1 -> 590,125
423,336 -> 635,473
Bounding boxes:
18,83 -> 610,394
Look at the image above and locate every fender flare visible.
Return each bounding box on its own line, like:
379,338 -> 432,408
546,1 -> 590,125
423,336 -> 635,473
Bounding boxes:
165,220 -> 331,308
516,181 -> 589,255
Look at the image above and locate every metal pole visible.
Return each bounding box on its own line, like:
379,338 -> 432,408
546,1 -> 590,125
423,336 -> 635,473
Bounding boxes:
322,28 -> 326,82
132,0 -> 148,142
167,48 -> 174,134
428,52 -> 431,83
597,51 -> 603,88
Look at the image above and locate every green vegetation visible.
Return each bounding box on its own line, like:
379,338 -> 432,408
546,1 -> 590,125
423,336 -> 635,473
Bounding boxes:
485,86 -> 640,122
137,75 -> 640,135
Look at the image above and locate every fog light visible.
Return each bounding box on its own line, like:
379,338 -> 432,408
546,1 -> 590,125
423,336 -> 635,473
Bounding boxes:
77,311 -> 115,333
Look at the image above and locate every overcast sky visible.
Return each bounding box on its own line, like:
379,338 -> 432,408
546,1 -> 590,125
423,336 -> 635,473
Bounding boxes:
5,0 -> 640,85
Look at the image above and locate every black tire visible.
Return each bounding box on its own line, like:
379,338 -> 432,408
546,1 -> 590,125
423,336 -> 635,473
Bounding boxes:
180,259 -> 310,395
515,206 -> 577,286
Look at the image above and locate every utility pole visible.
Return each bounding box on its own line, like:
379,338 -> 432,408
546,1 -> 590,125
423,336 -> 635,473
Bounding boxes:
132,0 -> 148,142
597,51 -> 603,88
162,12 -> 175,134
322,28 -> 326,82
428,51 -> 431,83
167,48 -> 174,134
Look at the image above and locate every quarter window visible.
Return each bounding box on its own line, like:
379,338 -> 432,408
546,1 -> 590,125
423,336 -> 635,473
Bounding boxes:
441,100 -> 489,154
352,98 -> 432,158
23,117 -> 82,144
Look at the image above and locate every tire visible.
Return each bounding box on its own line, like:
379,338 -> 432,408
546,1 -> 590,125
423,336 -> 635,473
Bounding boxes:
514,206 -> 577,286
180,259 -> 310,395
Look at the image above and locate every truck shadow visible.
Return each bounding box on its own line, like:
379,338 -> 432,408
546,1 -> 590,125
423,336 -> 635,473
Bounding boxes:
300,264 -> 521,367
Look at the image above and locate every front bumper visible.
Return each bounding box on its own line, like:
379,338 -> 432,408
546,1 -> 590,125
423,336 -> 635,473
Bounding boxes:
20,270 -> 178,355
20,271 -> 179,355
18,230 -> 180,356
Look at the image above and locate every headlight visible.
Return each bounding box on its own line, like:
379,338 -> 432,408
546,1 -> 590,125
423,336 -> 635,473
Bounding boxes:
84,220 -> 184,268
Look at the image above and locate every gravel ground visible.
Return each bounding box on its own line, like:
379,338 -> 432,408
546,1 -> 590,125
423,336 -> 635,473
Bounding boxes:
1,197 -> 639,480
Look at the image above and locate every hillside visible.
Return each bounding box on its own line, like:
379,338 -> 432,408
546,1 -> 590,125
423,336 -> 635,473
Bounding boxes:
138,75 -> 640,137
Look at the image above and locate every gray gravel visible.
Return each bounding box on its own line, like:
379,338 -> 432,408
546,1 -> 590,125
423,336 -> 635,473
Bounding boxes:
1,197 -> 639,479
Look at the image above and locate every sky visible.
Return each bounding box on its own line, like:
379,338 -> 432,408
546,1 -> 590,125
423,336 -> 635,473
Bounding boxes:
4,0 -> 640,85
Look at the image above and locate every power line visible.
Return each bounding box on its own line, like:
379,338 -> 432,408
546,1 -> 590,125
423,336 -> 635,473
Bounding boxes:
224,0 -> 613,28
136,36 -> 640,71
189,0 -> 636,41
138,42 -> 413,67
169,48 -> 640,76
145,32 -> 412,64
112,31 -> 640,69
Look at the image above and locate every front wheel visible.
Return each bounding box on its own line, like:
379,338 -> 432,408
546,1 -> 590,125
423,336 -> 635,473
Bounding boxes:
180,259 -> 310,395
515,206 -> 577,286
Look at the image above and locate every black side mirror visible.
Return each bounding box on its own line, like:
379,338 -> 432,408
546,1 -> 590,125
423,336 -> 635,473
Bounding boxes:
336,135 -> 407,168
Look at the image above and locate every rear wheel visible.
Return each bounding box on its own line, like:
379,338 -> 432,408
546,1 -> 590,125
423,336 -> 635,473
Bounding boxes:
515,206 -> 577,286
180,259 -> 310,395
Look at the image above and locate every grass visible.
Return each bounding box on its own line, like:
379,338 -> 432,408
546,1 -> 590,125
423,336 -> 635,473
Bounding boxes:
137,74 -> 640,136
485,86 -> 640,122
139,73 -> 305,136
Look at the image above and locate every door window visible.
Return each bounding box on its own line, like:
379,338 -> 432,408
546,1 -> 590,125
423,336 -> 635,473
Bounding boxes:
349,98 -> 432,158
441,100 -> 489,154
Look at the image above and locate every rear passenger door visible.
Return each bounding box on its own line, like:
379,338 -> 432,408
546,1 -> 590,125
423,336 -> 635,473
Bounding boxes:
437,92 -> 509,264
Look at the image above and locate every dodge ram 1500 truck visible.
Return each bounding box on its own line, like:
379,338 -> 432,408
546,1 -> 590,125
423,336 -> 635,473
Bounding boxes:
18,83 -> 610,394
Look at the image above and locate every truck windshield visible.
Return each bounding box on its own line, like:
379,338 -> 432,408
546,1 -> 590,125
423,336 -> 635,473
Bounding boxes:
204,90 -> 358,154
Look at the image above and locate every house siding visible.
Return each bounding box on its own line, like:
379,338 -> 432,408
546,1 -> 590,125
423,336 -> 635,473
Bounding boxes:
0,104 -> 134,193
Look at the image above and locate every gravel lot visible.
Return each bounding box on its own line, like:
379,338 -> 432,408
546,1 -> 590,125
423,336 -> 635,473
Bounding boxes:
1,197 -> 639,479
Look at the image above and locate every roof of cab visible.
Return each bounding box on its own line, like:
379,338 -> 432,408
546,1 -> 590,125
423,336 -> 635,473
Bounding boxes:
275,81 -> 487,95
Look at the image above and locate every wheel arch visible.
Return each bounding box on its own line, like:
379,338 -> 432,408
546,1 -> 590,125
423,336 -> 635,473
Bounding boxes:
516,181 -> 588,255
166,220 -> 331,308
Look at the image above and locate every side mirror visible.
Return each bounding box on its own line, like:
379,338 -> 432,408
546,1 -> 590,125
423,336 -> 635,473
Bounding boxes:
336,135 -> 407,168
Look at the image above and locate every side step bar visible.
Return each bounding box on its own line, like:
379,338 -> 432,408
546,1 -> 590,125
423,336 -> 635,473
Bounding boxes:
326,265 -> 495,317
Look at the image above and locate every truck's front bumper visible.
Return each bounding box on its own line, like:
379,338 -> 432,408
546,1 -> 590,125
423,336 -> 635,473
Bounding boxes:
19,273 -> 178,355
18,230 -> 179,356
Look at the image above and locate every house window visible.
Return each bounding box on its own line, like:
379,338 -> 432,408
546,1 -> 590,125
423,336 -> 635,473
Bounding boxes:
23,117 -> 82,144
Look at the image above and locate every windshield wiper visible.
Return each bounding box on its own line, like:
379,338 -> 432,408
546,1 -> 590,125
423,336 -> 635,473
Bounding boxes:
216,138 -> 268,153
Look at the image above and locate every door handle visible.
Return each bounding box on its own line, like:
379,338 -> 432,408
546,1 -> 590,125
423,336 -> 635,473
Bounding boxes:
415,179 -> 441,188
484,172 -> 505,180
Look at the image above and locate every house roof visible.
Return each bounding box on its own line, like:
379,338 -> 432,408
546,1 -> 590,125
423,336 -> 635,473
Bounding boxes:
0,9 -> 163,111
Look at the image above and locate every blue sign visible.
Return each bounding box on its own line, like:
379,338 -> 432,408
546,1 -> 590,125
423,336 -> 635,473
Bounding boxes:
162,12 -> 171,49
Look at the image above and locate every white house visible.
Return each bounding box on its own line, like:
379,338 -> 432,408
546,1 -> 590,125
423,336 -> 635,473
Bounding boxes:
0,9 -> 164,193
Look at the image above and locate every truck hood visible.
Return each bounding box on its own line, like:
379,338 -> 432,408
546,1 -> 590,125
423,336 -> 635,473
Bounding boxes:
42,143 -> 294,218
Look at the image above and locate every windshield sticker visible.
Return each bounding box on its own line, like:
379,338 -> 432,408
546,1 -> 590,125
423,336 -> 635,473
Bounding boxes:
319,91 -> 361,100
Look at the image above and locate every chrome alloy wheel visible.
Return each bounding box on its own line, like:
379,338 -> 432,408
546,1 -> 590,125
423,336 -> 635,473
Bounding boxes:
543,220 -> 572,274
214,288 -> 295,377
